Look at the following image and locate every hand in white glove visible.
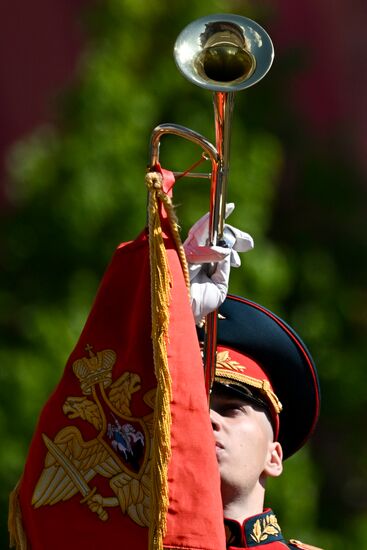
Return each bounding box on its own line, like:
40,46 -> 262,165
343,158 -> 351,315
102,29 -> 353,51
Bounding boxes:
183,203 -> 254,324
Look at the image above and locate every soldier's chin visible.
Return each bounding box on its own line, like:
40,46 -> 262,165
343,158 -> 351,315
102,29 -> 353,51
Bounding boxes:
215,447 -> 225,461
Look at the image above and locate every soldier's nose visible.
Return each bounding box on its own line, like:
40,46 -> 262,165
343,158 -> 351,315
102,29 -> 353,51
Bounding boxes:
209,408 -> 222,431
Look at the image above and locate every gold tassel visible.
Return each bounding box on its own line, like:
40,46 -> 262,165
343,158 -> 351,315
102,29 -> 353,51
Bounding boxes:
145,171 -> 189,550
8,478 -> 29,550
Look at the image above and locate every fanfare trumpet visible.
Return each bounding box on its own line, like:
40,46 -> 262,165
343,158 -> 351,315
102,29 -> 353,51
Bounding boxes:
149,14 -> 274,397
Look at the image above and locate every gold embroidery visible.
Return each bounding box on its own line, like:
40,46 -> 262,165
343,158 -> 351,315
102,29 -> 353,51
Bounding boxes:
289,540 -> 325,550
32,347 -> 154,528
250,514 -> 281,543
73,345 -> 116,394
216,350 -> 245,373
224,524 -> 236,545
215,351 -> 283,414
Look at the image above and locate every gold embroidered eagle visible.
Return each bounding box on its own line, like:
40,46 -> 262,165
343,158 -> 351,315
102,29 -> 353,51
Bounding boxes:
32,347 -> 155,528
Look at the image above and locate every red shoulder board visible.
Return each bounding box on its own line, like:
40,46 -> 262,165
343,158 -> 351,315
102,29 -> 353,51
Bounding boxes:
289,539 -> 325,550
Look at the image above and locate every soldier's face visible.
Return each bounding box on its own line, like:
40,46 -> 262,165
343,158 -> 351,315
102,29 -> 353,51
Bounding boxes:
210,387 -> 282,505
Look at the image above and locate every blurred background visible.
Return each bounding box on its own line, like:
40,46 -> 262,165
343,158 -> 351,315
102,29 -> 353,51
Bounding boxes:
1,0 -> 366,548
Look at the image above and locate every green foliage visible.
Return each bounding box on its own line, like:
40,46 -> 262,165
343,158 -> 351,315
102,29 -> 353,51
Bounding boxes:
1,0 -> 366,547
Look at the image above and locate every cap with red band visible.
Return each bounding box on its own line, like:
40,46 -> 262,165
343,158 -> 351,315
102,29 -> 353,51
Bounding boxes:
198,295 -> 321,459
214,346 -> 282,439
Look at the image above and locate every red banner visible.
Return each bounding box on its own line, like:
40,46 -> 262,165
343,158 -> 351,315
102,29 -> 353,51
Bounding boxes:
12,170 -> 225,550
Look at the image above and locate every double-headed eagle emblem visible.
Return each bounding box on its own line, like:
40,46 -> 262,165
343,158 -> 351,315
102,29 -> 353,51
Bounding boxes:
32,345 -> 155,527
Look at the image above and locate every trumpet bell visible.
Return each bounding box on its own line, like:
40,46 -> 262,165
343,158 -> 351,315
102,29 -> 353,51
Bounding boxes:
174,14 -> 274,92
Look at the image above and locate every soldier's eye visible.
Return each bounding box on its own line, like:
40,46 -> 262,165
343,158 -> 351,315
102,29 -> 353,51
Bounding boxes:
218,403 -> 245,416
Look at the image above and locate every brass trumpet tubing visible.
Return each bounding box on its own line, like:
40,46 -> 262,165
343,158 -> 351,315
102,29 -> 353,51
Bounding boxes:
149,123 -> 218,170
148,14 -> 274,401
210,91 -> 235,245
203,91 -> 235,397
203,310 -> 218,399
172,171 -> 211,179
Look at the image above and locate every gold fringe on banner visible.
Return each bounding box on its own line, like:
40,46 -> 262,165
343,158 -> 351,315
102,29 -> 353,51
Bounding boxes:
8,478 -> 29,550
145,171 -> 189,550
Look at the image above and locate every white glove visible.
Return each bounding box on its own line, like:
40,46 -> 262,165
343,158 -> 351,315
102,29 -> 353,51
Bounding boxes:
183,203 -> 254,324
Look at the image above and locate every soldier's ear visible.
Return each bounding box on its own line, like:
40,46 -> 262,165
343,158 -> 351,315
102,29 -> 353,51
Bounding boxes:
264,442 -> 283,478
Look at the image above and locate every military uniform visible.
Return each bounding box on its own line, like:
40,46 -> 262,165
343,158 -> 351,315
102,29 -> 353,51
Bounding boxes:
225,509 -> 322,549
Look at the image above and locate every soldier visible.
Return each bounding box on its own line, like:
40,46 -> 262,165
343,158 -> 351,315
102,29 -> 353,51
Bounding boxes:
185,211 -> 322,549
204,296 -> 321,549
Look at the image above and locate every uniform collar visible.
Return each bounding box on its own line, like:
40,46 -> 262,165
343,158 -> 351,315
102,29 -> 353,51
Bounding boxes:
224,509 -> 284,547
